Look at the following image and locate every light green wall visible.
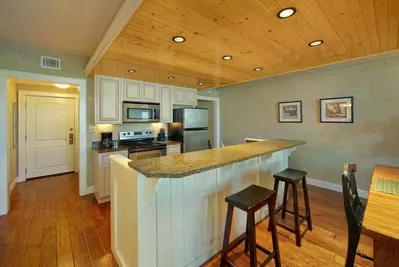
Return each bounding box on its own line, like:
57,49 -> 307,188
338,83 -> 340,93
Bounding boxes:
0,40 -> 87,78
218,52 -> 399,190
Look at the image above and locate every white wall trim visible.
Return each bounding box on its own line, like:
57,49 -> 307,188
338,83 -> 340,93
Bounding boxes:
307,177 -> 369,199
198,95 -> 220,148
0,69 -> 88,216
9,179 -> 17,196
86,186 -> 94,194
84,0 -> 144,76
18,90 -> 79,183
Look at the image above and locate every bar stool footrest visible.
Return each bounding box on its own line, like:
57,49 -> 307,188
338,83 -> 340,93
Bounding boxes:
256,244 -> 277,266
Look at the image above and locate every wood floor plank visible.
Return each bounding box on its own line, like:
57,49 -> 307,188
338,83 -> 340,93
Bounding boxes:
40,244 -> 57,267
2,172 -> 374,267
56,218 -> 74,267
23,246 -> 42,267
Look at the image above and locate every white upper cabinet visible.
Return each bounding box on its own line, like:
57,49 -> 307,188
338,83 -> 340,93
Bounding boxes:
142,83 -> 160,103
174,88 -> 187,105
122,79 -> 160,103
123,80 -> 141,101
160,85 -> 173,123
95,75 -> 122,124
186,89 -> 198,106
173,87 -> 198,106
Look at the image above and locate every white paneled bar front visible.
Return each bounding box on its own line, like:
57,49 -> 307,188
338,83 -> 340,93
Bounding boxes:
110,147 -> 296,267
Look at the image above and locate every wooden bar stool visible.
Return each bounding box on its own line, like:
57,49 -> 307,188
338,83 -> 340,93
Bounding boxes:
220,185 -> 281,267
269,168 -> 312,247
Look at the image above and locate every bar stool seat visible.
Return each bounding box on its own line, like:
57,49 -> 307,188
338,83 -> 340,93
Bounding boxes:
269,168 -> 312,247
220,185 -> 281,267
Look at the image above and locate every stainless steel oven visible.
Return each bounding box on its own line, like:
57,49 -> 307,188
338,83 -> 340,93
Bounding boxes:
123,102 -> 160,123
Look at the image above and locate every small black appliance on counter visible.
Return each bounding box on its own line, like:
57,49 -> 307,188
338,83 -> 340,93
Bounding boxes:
157,128 -> 166,141
101,132 -> 113,148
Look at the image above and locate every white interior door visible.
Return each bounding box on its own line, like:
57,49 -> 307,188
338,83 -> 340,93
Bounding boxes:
26,95 -> 75,178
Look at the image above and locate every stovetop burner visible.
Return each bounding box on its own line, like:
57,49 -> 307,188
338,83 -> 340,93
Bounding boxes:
118,130 -> 166,153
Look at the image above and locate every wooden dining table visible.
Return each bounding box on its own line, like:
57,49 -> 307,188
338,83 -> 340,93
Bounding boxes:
362,165 -> 399,267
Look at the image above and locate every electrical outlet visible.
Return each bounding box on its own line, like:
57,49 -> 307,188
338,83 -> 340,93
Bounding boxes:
88,125 -> 96,133
104,125 -> 112,132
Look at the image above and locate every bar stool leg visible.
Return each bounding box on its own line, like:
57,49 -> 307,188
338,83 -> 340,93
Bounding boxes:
245,213 -> 249,253
302,176 -> 313,231
220,204 -> 234,267
268,179 -> 279,231
247,211 -> 257,267
281,182 -> 289,219
268,192 -> 281,267
292,183 -> 301,247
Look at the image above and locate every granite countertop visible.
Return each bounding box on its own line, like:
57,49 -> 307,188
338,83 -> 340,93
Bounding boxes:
93,146 -> 129,153
128,139 -> 305,178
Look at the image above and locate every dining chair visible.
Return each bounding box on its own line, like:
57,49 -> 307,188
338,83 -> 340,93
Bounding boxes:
341,174 -> 373,267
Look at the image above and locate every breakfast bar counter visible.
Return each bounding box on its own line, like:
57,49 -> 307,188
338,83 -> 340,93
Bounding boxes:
109,139 -> 305,267
129,139 -> 305,178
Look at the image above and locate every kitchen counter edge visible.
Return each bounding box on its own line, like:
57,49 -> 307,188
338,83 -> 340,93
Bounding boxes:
128,139 -> 305,178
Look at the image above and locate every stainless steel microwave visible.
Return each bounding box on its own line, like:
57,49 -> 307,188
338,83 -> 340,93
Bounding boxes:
123,102 -> 160,123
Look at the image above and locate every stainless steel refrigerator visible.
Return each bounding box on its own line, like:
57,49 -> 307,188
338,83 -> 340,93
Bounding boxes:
168,108 -> 209,153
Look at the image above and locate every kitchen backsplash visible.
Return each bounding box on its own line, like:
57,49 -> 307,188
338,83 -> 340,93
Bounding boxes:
90,123 -> 168,142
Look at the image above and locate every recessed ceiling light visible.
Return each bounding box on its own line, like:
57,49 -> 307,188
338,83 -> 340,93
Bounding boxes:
223,55 -> 233,60
309,40 -> 324,47
198,82 -> 204,85
168,76 -> 175,80
254,67 -> 263,71
277,8 -> 296,19
54,84 -> 71,89
173,36 -> 185,43
128,69 -> 136,73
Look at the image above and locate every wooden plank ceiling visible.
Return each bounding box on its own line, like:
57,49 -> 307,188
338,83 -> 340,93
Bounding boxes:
92,0 -> 399,90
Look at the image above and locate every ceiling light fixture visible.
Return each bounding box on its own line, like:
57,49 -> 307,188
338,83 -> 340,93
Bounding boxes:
223,55 -> 233,60
254,67 -> 263,71
128,69 -> 136,73
198,82 -> 204,85
277,8 -> 296,19
309,40 -> 324,47
54,84 -> 71,89
173,36 -> 186,43
168,76 -> 175,80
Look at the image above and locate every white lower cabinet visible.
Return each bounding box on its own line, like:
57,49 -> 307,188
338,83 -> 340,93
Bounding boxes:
93,149 -> 128,204
166,144 -> 181,155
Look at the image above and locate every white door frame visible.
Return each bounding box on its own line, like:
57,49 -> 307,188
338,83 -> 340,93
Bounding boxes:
0,69 -> 88,216
18,90 -> 79,182
197,95 -> 220,148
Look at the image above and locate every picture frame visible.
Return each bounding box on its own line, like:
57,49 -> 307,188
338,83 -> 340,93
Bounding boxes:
320,97 -> 354,123
278,101 -> 302,123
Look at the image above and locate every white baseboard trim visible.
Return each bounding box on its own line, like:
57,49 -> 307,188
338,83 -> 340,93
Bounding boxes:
86,186 -> 94,194
9,179 -> 17,196
307,177 -> 369,199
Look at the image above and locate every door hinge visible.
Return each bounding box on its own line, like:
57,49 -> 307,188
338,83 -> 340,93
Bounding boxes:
25,102 -> 27,108
25,168 -> 27,174
25,134 -> 27,141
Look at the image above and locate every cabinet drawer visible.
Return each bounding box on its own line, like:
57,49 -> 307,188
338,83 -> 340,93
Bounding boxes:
167,144 -> 181,155
100,151 -> 128,166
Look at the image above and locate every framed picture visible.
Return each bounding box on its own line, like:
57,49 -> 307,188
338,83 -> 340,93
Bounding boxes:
278,101 -> 302,123
320,97 -> 353,123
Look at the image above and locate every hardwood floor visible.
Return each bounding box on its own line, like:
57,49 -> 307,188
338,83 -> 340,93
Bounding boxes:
0,173 -> 373,267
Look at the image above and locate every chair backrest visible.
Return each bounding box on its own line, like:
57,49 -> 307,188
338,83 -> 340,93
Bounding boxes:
342,175 -> 363,229
344,163 -> 362,208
